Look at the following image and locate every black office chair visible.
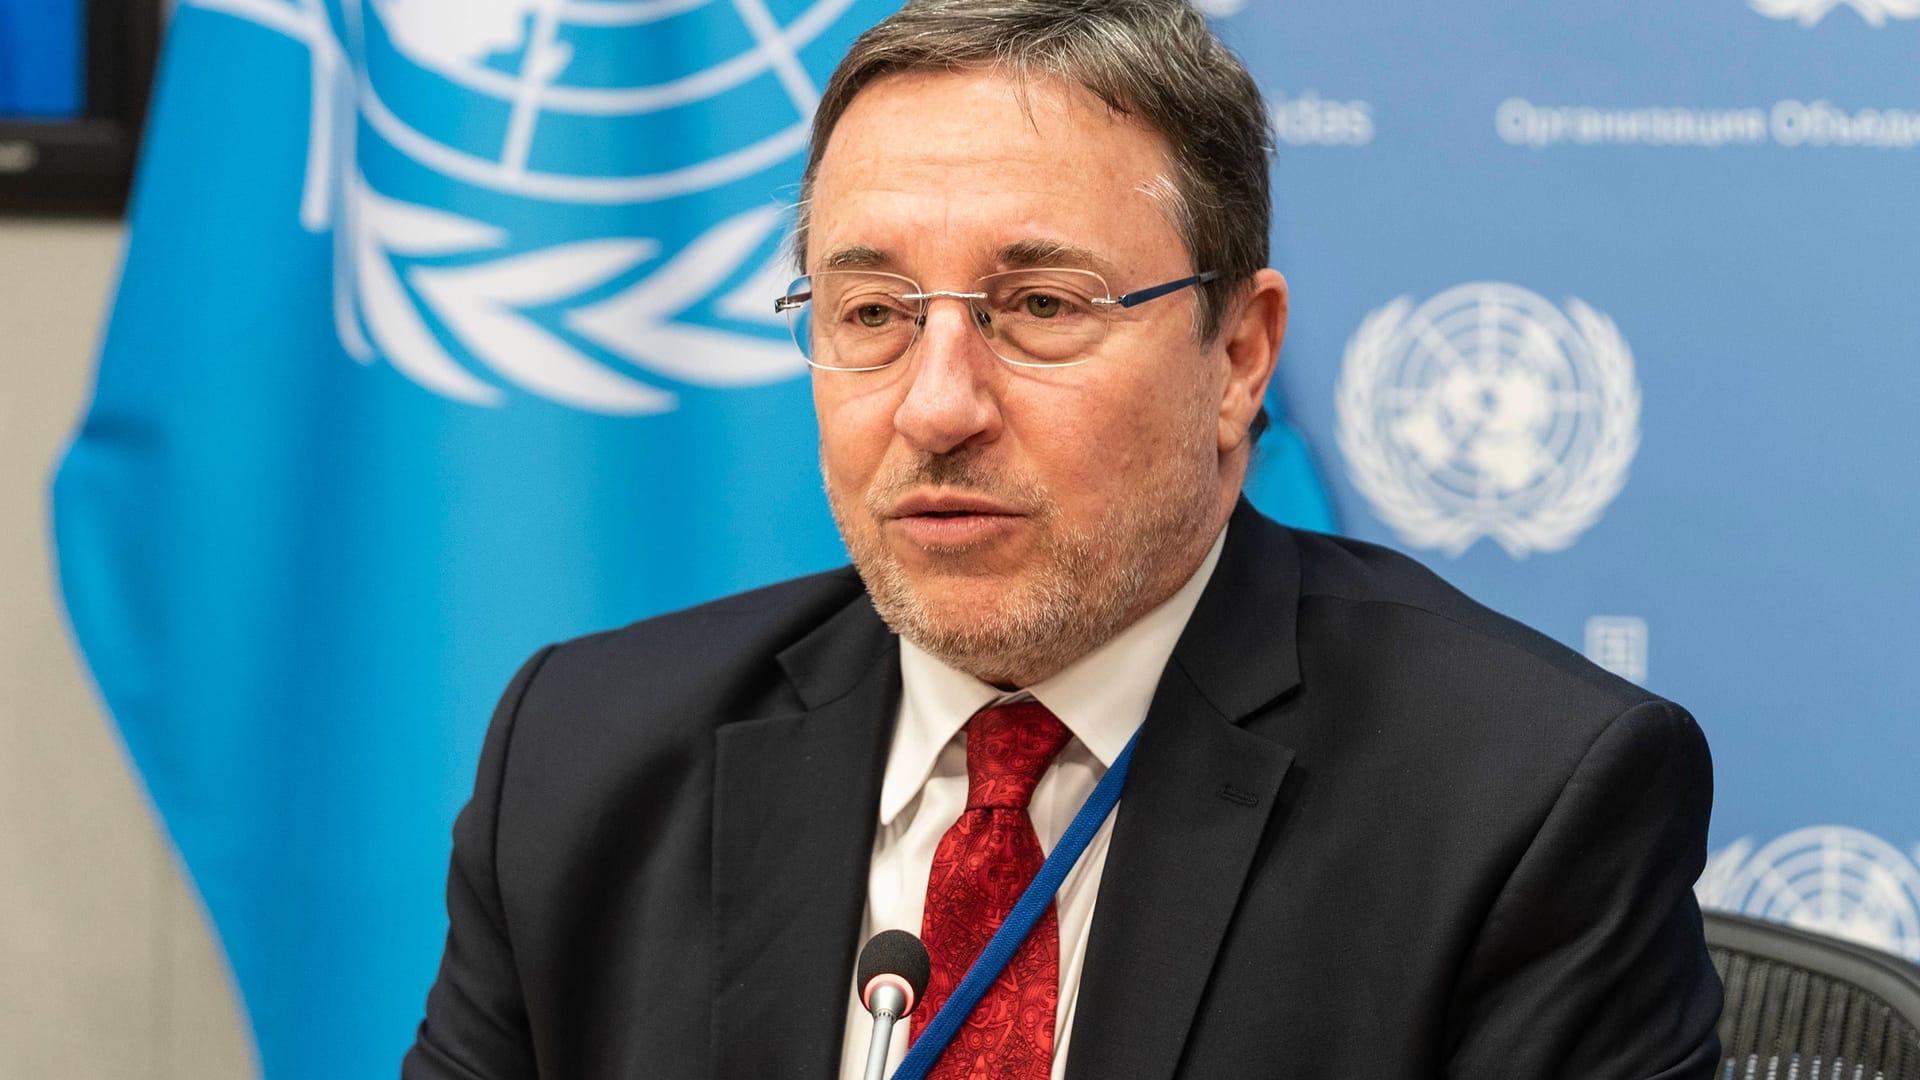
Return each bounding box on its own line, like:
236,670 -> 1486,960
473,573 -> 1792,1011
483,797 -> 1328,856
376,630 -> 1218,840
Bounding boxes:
1706,910 -> 1920,1080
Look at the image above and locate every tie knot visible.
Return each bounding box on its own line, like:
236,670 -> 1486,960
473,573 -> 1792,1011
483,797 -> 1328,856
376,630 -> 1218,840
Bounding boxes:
964,701 -> 1073,811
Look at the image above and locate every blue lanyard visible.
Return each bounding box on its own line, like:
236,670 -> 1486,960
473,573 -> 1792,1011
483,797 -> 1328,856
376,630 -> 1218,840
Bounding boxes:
888,724 -> 1142,1080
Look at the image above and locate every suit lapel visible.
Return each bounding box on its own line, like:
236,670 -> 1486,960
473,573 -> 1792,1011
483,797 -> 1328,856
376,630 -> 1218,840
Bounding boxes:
710,595 -> 899,1079
1066,504 -> 1305,1080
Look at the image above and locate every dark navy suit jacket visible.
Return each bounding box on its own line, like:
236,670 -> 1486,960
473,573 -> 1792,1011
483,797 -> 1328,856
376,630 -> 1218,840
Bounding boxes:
404,501 -> 1722,1078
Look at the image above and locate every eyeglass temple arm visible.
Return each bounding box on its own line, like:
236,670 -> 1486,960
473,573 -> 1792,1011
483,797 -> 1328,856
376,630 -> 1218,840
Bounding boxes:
773,290 -> 811,315
1109,271 -> 1219,309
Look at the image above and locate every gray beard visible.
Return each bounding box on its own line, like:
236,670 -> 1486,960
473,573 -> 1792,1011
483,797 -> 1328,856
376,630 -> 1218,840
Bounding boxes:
829,450 -> 1216,687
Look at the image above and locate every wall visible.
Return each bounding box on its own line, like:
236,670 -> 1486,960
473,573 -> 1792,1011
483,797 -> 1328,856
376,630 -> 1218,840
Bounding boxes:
0,218 -> 255,1079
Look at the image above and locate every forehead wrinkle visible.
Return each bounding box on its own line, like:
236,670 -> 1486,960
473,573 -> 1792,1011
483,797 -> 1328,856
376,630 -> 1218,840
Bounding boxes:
809,76 -> 1181,285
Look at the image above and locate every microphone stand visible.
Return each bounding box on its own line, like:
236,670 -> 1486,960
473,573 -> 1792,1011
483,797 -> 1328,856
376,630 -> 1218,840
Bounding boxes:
861,980 -> 910,1080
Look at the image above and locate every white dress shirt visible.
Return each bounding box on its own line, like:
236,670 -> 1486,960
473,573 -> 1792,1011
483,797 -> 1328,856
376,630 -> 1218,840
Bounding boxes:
838,527 -> 1226,1080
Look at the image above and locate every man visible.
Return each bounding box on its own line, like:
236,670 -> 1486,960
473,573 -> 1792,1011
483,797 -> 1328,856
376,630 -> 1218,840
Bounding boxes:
405,1 -> 1723,1076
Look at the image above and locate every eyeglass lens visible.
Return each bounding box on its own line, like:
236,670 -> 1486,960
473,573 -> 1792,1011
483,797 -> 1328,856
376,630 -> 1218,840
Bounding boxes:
783,268 -> 1113,370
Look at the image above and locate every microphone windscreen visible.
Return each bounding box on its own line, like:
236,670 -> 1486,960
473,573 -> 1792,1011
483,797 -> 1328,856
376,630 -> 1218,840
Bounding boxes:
857,929 -> 931,1001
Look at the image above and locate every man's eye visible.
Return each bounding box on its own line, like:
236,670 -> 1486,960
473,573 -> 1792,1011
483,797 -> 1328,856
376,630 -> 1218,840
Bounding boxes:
856,304 -> 893,328
1024,294 -> 1064,318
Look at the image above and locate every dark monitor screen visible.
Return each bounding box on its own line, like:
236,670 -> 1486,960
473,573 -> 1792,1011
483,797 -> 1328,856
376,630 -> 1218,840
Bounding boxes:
0,0 -> 156,214
0,0 -> 86,121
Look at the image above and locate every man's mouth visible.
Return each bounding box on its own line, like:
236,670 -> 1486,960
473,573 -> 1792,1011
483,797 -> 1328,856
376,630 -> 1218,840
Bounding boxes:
889,492 -> 1021,519
885,492 -> 1026,544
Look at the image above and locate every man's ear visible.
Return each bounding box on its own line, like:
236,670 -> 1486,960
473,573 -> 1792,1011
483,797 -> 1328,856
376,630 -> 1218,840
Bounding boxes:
1217,268 -> 1288,455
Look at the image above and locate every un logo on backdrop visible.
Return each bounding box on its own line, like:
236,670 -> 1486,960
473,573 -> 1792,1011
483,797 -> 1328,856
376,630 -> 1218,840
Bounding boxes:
190,0 -> 871,414
1697,826 -> 1920,960
1336,283 -> 1641,558
1751,0 -> 1920,25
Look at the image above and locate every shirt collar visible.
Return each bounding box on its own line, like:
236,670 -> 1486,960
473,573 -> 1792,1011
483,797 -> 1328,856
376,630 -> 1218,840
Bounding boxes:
878,524 -> 1229,826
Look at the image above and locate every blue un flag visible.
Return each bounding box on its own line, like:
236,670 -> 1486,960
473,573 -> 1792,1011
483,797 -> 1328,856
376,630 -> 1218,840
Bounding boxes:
52,1 -> 1334,1074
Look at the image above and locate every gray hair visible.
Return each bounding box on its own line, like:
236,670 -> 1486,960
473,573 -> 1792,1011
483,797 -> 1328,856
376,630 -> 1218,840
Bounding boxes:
793,0 -> 1274,349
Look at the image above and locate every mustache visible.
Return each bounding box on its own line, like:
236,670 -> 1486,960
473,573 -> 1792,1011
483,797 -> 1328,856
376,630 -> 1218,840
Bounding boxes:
866,451 -> 1048,515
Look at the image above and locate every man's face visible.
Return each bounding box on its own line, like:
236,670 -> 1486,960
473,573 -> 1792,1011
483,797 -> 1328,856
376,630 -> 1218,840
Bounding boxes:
807,70 -> 1270,686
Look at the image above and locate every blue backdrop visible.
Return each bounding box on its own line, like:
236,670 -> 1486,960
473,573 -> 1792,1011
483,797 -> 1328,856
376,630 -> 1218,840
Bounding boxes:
50,0 -> 1917,1075
1210,0 -> 1920,958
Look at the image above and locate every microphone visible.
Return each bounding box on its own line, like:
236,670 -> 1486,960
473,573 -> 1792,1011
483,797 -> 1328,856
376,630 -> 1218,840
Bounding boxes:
856,930 -> 931,1080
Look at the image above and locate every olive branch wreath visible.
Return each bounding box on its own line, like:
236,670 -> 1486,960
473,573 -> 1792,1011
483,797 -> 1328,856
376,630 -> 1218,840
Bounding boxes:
1750,0 -> 1920,28
1336,293 -> 1640,558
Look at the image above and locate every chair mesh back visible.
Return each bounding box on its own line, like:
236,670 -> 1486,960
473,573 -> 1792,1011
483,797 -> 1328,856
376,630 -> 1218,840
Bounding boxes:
1712,944 -> 1920,1080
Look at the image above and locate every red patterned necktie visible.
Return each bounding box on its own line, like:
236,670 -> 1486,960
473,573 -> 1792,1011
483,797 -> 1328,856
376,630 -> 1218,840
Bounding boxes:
911,700 -> 1075,1080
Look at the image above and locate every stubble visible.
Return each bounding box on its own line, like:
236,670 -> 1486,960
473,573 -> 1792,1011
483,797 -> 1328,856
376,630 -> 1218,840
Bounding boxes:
827,440 -> 1217,687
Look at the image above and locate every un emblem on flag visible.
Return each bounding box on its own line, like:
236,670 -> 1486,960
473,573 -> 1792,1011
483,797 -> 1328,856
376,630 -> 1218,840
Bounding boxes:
1335,283 -> 1641,558
1697,826 -> 1920,961
195,0 -> 879,414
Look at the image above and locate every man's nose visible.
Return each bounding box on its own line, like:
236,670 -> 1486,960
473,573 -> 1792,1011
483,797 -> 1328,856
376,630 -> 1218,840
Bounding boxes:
892,298 -> 1004,455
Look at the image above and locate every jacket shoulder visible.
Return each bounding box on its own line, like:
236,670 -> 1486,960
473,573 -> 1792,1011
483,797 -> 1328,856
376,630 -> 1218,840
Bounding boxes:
1287,527 -> 1657,717
514,566 -> 873,731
